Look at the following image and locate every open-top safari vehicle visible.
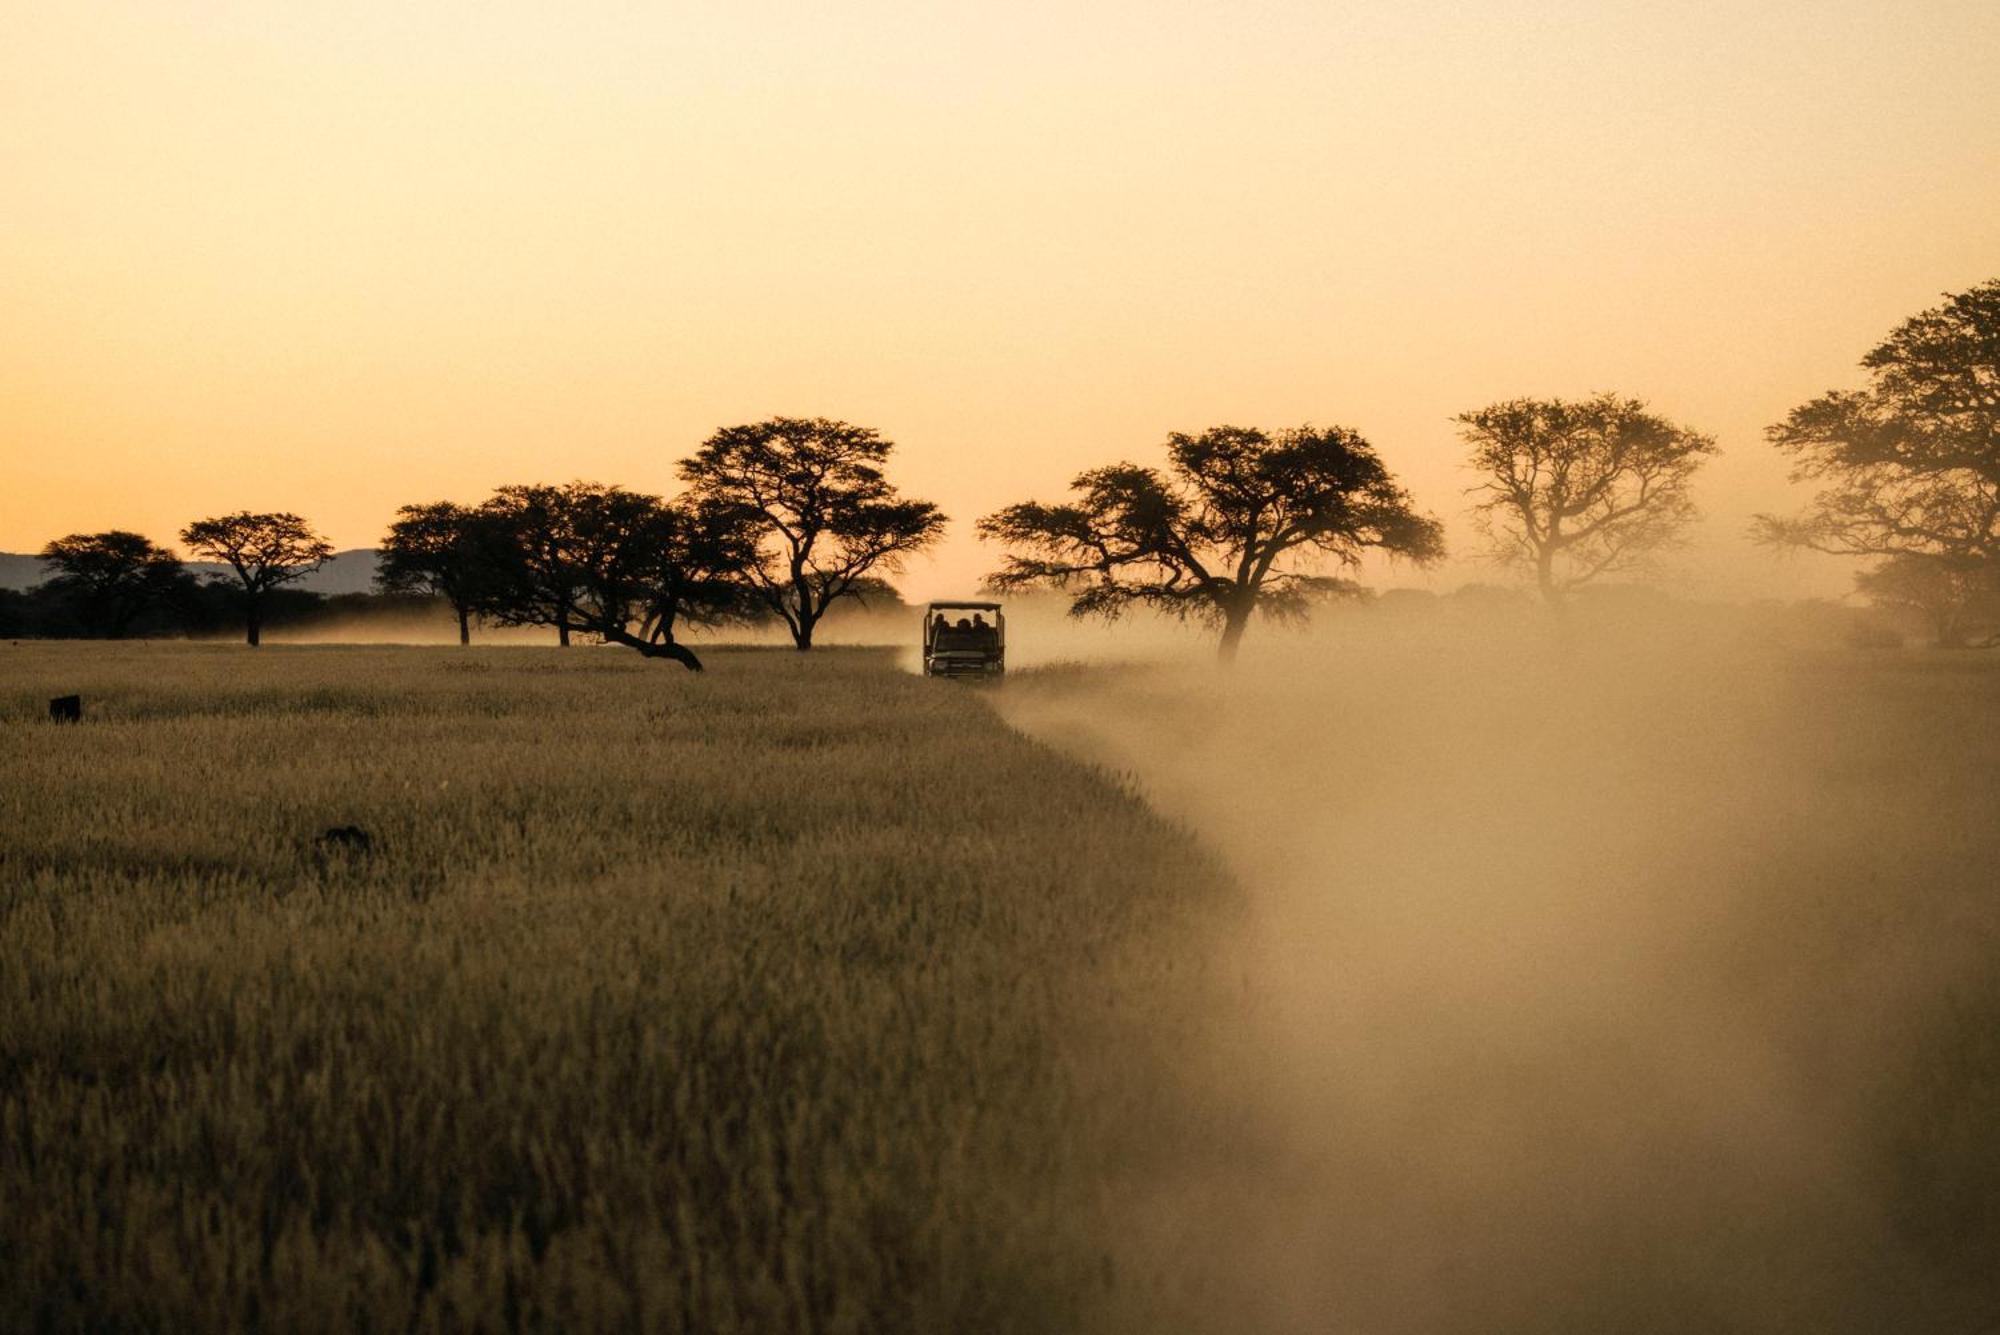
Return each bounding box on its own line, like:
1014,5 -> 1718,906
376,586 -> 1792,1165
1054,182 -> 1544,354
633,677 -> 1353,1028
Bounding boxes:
922,600 -> 1005,678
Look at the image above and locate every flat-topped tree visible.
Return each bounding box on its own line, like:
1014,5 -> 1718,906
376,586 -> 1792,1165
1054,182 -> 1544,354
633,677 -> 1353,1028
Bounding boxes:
1756,278 -> 2000,576
377,502 -> 495,646
632,498 -> 764,650
678,417 -> 946,650
980,424 -> 1444,661
179,512 -> 334,646
558,486 -> 751,671
475,481 -> 751,670
475,485 -> 589,646
1458,394 -> 1717,609
37,530 -> 185,638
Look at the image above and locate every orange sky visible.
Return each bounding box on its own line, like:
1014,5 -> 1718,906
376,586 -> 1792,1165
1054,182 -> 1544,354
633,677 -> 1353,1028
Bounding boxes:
4,0 -> 1996,601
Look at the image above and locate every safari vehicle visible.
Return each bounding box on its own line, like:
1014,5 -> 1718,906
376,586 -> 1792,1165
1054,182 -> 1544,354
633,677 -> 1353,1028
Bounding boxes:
922,600 -> 1005,678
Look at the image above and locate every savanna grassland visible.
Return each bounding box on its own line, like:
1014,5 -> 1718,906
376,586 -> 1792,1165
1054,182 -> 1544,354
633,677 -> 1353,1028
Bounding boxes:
0,643 -> 1232,1334
6,633 -> 2000,1335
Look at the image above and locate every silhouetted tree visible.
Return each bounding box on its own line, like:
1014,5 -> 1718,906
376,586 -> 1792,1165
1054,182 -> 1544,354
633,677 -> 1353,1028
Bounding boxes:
36,531 -> 185,637
980,424 -> 1443,660
476,485 -> 588,646
678,418 -> 947,650
178,512 -> 334,645
1757,279 -> 2000,580
377,502 -> 494,645
1854,555 -> 1998,649
824,575 -> 911,620
631,499 -> 764,650
477,482 -> 744,670
0,588 -> 32,639
1458,394 -> 1716,608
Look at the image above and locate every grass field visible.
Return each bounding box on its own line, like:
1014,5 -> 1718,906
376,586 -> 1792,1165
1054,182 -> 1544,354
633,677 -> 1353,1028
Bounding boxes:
5,636 -> 1999,1334
0,643 -> 1231,1334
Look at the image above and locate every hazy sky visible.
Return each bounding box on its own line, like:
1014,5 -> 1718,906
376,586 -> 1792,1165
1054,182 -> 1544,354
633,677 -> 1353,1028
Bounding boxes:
4,0 -> 1996,599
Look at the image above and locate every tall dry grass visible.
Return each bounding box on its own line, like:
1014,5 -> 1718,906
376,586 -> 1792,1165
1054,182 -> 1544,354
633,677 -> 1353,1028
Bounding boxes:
0,643 -> 1230,1333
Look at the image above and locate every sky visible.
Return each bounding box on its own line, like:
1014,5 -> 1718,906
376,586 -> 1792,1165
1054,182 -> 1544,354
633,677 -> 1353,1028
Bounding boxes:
3,0 -> 1996,601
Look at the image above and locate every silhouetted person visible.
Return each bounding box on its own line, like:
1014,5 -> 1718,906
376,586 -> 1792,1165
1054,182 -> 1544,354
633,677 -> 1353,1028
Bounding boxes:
955,617 -> 972,632
931,613 -> 949,643
971,613 -> 993,646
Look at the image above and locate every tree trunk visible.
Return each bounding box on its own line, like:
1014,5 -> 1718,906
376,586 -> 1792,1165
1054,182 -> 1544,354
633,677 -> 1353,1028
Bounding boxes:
1535,553 -> 1564,609
1217,602 -> 1253,664
600,624 -> 703,671
790,580 -> 816,650
556,611 -> 571,647
245,597 -> 262,647
456,605 -> 471,646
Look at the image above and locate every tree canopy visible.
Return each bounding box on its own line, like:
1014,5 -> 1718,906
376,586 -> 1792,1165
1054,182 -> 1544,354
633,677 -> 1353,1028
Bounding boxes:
475,481 -> 753,670
1758,279 -> 2000,569
1458,394 -> 1716,607
979,424 -> 1443,659
625,498 -> 764,649
178,511 -> 334,645
474,484 -> 593,647
677,418 -> 946,650
377,502 -> 496,645
37,531 -> 186,638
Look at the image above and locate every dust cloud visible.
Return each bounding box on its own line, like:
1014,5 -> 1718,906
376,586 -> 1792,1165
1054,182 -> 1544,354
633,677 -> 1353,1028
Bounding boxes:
999,606 -> 1998,1335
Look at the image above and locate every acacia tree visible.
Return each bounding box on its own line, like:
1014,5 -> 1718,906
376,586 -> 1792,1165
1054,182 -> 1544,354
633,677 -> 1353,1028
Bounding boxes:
1458,394 -> 1716,608
1756,279 -> 2000,578
477,482 -> 749,670
179,512 -> 334,645
678,418 -> 947,650
37,531 -> 185,637
979,424 -> 1444,661
1854,555 -> 1997,649
476,485 -> 588,646
376,502 -> 494,645
631,499 -> 763,649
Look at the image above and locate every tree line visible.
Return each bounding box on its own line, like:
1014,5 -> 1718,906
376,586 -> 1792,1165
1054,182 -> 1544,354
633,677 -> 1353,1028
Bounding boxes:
22,279 -> 2000,661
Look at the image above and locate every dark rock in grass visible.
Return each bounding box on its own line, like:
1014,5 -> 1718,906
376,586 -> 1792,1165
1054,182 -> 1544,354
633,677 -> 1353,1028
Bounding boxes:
317,825 -> 374,854
48,695 -> 81,723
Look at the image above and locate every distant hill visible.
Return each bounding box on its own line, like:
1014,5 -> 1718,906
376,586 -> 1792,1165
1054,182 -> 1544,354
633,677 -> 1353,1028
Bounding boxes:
0,552 -> 46,592
282,549 -> 381,595
0,548 -> 380,594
